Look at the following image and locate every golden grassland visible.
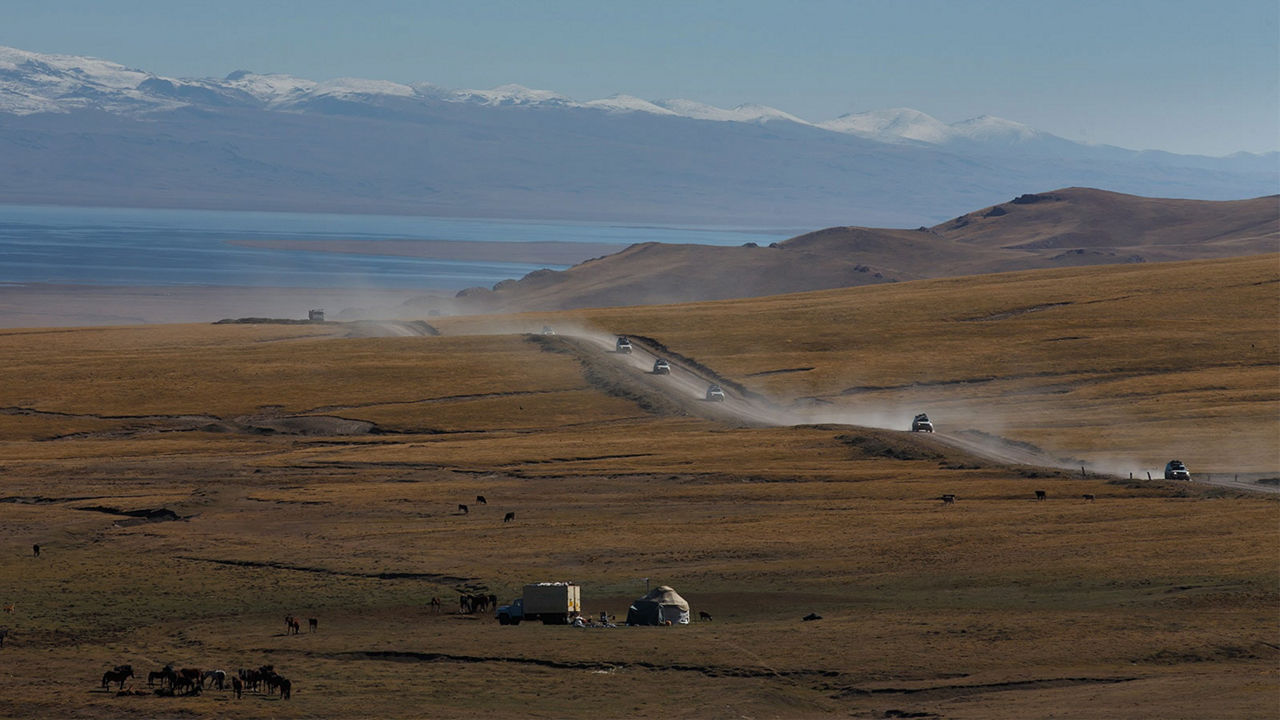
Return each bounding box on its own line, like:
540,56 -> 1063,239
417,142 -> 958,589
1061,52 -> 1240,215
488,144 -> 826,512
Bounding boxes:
0,256 -> 1276,719
443,253 -> 1279,472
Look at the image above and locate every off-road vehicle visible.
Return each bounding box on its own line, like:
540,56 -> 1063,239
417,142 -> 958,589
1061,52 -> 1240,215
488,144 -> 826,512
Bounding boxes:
616,337 -> 632,353
1164,460 -> 1190,481
911,413 -> 934,432
706,384 -> 726,401
652,358 -> 671,375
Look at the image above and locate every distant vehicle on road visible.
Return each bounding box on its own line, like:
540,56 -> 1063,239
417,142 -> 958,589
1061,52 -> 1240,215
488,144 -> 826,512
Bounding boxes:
653,358 -> 671,375
1164,460 -> 1190,480
541,326 -> 556,335
616,337 -> 632,353
705,384 -> 726,401
911,413 -> 934,432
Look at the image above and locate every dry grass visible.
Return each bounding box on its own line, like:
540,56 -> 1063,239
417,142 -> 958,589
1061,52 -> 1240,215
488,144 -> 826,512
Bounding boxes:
0,257 -> 1276,718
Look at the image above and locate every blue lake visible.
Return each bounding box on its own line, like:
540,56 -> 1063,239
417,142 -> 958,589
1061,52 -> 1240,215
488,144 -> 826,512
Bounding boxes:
0,205 -> 790,290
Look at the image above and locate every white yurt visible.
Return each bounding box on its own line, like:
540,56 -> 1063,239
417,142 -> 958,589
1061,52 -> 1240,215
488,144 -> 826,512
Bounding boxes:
625,585 -> 691,625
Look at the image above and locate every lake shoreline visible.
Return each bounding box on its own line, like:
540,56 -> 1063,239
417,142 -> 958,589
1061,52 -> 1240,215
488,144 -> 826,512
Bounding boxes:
0,283 -> 452,328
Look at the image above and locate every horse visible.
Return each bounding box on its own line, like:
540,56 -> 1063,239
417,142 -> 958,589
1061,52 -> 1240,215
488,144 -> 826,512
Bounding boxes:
1083,493 -> 1096,501
171,674 -> 199,696
429,597 -> 442,613
476,495 -> 487,504
0,628 -> 7,647
458,503 -> 469,514
231,675 -> 243,699
940,494 -> 956,505
459,595 -> 472,613
202,669 -> 226,690
102,665 -> 134,690
284,614 -> 295,632
308,617 -> 318,632
2,603 -> 12,614
487,594 -> 497,611
32,544 -> 39,557
1035,490 -> 1047,501
503,512 -> 516,523
288,617 -> 301,634
146,666 -> 174,687
699,611 -> 713,621
238,667 -> 262,692
278,676 -> 292,700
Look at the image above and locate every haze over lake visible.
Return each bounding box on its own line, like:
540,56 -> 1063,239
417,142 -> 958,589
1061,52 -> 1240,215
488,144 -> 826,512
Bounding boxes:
0,205 -> 788,290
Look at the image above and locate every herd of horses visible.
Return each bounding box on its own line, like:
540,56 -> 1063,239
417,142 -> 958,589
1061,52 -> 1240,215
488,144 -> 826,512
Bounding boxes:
284,614 -> 317,634
457,593 -> 498,614
455,495 -> 516,524
102,663 -> 292,700
940,491 -> 1099,505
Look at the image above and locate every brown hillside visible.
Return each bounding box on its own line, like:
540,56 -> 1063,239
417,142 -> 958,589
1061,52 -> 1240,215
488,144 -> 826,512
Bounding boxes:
458,188 -> 1278,311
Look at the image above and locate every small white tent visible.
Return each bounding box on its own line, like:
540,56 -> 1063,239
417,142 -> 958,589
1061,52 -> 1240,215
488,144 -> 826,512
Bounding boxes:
626,585 -> 691,625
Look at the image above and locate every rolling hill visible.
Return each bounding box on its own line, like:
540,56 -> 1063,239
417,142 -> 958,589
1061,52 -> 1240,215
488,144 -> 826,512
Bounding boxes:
453,188 -> 1279,311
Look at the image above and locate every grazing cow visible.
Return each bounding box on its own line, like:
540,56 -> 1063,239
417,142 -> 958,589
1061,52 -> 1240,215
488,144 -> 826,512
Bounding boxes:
1035,490 -> 1047,501
288,617 -> 301,634
308,617 -> 318,632
699,611 -> 713,621
940,494 -> 956,505
231,675 -> 243,699
32,544 -> 39,557
503,512 -> 516,523
476,495 -> 487,504
1083,493 -> 1096,501
102,664 -> 134,690
429,597 -> 442,613
458,503 -> 469,514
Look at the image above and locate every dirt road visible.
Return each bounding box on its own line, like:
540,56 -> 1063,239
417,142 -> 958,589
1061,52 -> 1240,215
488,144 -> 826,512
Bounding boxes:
549,330 -> 1279,494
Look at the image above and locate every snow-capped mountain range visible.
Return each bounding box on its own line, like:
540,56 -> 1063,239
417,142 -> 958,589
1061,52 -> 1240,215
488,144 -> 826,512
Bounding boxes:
0,45 -> 1073,147
0,45 -> 1274,227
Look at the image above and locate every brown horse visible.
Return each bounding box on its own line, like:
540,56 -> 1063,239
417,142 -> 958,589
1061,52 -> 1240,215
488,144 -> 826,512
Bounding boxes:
102,665 -> 134,690
429,597 -> 442,613
288,617 -> 301,634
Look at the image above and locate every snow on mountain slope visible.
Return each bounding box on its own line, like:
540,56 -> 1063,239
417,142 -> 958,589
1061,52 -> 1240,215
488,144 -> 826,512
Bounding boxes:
581,94 -> 678,115
452,83 -> 575,107
0,45 -> 180,114
651,98 -> 811,124
0,44 -> 1068,144
948,115 -> 1043,143
222,70 -> 317,106
818,108 -> 952,143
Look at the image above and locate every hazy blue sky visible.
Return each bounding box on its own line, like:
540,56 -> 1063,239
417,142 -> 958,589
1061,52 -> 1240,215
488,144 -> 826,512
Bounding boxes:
5,0 -> 1277,156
